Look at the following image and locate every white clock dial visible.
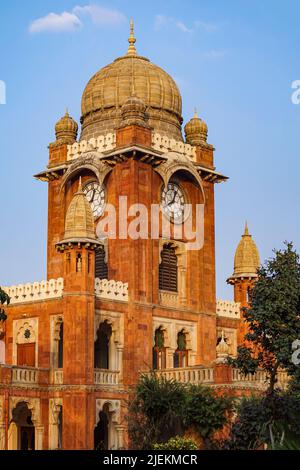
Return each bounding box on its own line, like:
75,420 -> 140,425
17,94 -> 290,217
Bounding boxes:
83,181 -> 106,219
161,183 -> 186,223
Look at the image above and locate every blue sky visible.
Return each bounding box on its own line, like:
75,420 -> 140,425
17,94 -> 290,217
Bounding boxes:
0,0 -> 300,300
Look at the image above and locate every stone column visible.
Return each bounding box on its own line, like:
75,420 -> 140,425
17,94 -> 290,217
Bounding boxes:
35,425 -> 44,450
0,424 -> 5,450
115,425 -> 126,450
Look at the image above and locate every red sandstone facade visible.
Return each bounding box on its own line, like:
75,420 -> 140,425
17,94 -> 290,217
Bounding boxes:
0,25 -> 268,451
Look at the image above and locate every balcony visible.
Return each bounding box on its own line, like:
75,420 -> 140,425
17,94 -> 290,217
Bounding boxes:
154,366 -> 214,384
0,365 -> 49,385
94,369 -> 120,385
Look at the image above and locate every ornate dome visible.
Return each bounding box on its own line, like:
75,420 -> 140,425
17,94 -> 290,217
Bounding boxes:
55,110 -> 78,144
184,110 -> 208,146
80,21 -> 183,141
63,179 -> 96,242
233,223 -> 260,277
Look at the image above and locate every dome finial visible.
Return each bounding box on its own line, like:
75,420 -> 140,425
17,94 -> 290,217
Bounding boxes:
194,107 -> 198,118
127,18 -> 137,56
244,221 -> 249,236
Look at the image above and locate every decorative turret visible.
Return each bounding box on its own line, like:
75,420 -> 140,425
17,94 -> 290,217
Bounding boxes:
55,110 -> 78,144
120,94 -> 148,127
227,222 -> 260,312
216,331 -> 230,363
228,222 -> 260,282
184,110 -> 208,146
56,179 -> 100,248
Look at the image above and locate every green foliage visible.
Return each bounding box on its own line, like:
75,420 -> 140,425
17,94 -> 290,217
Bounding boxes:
184,384 -> 232,439
229,242 -> 300,393
0,287 -> 10,322
153,436 -> 197,450
225,392 -> 300,450
127,374 -> 232,450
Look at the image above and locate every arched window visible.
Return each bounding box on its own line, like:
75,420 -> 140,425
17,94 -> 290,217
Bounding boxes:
153,327 -> 166,370
95,245 -> 108,280
159,244 -> 178,292
94,321 -> 112,369
173,330 -> 188,368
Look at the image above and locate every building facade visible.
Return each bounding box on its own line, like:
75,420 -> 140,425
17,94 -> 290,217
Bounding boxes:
0,23 -> 281,450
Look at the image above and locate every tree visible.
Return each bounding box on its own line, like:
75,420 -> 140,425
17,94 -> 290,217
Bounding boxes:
127,374 -> 232,450
228,242 -> 300,394
225,392 -> 300,450
0,287 -> 10,322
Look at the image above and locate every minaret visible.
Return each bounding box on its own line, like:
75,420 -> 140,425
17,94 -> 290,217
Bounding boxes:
227,223 -> 260,344
56,179 -> 100,449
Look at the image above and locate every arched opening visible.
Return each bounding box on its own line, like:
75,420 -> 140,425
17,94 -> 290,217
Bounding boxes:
159,244 -> 178,292
153,327 -> 166,370
173,330 -> 188,368
58,323 -> 63,369
94,321 -> 112,369
94,405 -> 109,450
11,402 -> 35,450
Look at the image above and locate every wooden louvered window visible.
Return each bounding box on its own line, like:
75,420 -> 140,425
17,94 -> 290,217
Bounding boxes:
95,245 -> 108,280
159,245 -> 178,292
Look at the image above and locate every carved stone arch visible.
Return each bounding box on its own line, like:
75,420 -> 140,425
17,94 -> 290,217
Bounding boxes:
153,323 -> 171,349
95,399 -> 121,427
154,151 -> 205,203
60,153 -> 113,191
53,315 -> 63,341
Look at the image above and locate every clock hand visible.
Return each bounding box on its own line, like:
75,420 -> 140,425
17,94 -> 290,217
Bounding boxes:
90,189 -> 96,203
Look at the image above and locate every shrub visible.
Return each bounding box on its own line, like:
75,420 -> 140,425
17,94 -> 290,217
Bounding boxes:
153,436 -> 198,450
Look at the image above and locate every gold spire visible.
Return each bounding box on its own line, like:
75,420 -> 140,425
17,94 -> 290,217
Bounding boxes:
194,108 -> 198,118
244,221 -> 249,236
127,19 -> 137,56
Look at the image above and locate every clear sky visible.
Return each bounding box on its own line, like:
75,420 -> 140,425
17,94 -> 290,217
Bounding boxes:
0,0 -> 299,300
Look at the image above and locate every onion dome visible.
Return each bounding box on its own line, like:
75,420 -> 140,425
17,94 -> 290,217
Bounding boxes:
120,94 -> 148,127
80,20 -> 182,141
59,179 -> 97,244
55,110 -> 78,144
228,223 -> 260,282
216,331 -> 230,362
184,110 -> 208,146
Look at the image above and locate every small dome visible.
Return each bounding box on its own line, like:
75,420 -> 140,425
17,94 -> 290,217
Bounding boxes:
233,223 -> 260,277
55,110 -> 78,144
80,21 -> 182,141
184,110 -> 208,146
63,179 -> 96,242
120,94 -> 147,127
216,331 -> 230,361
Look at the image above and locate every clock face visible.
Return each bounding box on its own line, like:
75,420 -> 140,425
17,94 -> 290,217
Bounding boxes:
83,181 -> 106,219
161,182 -> 186,223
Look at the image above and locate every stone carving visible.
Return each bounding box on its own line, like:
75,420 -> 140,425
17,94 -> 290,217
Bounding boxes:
60,152 -> 112,190
95,279 -> 128,302
152,133 -> 197,160
216,300 -> 241,318
67,133 -> 116,161
3,278 -> 63,305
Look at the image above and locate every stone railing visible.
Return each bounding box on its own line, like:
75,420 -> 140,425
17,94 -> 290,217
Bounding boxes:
159,290 -> 179,307
95,278 -> 128,302
12,366 -> 38,384
53,369 -> 63,385
155,366 -> 214,384
232,368 -> 289,390
94,369 -> 120,385
3,278 -> 64,305
152,133 -> 197,160
67,133 -> 116,161
216,300 -> 241,319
